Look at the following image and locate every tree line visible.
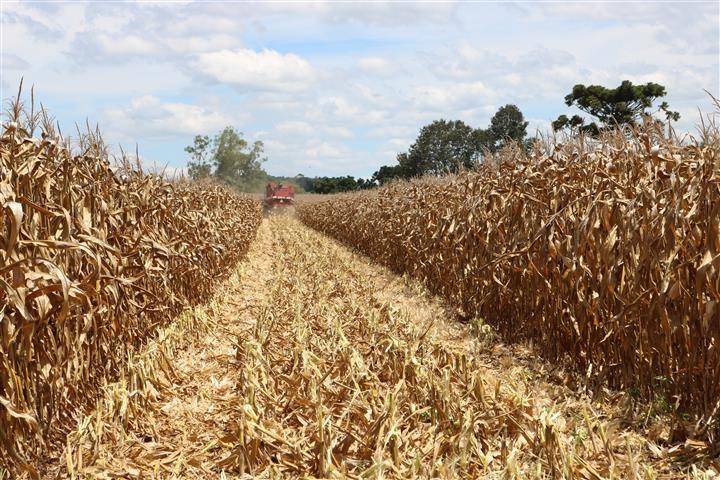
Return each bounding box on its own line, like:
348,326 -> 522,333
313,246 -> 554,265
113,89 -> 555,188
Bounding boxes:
372,103 -> 529,185
186,80 -> 678,192
183,104 -> 529,193
368,80 -> 678,185
183,130 -> 374,193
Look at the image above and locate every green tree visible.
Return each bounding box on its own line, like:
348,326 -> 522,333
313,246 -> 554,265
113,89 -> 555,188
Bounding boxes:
356,177 -> 374,189
311,176 -> 360,194
185,134 -> 212,181
368,105 -> 529,182
185,127 -> 267,190
553,80 -> 680,134
293,174 -> 315,192
551,114 -> 587,134
488,104 -> 528,151
400,119 -> 479,177
213,127 -> 266,189
371,164 -> 404,185
472,128 -> 493,154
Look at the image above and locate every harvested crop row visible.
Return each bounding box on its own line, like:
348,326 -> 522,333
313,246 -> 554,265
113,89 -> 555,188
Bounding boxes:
298,129 -> 720,426
0,115 -> 262,476
218,217 -> 706,478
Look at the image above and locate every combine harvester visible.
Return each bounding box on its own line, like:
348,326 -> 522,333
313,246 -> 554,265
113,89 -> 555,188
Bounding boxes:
264,182 -> 295,212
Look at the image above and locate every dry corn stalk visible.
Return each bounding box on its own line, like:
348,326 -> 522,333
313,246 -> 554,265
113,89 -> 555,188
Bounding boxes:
298,124 -> 720,428
43,216 -> 720,478
0,98 -> 262,476
221,217 -> 715,478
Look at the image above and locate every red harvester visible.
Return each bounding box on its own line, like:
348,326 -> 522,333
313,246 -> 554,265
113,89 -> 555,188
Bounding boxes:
264,182 -> 295,210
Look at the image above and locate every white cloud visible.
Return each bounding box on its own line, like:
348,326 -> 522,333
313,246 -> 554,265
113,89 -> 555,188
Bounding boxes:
367,124 -> 416,139
324,126 -> 353,139
1,0 -> 717,179
536,2 -> 717,28
412,82 -> 496,111
163,34 -> 239,55
237,2 -> 458,26
2,53 -> 30,70
104,95 -> 236,140
94,33 -> 159,56
162,12 -> 242,37
358,56 -> 400,77
504,74 -> 522,86
192,48 -> 316,92
273,122 -> 353,139
388,137 -> 410,148
305,141 -> 346,159
319,96 -> 361,118
275,121 -> 313,134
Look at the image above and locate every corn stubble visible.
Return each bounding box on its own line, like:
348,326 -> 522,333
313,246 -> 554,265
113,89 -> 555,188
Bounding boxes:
298,124 -> 720,429
224,219 -> 581,478
0,100 -> 262,476
221,218 -> 710,478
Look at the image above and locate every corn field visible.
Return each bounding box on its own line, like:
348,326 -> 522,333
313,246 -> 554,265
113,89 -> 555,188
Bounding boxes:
2,92 -> 719,478
298,126 -> 720,427
0,104 -> 262,475
57,216 -> 718,478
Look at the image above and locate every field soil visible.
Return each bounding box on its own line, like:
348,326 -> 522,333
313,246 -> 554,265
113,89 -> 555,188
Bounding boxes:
47,216 -> 716,479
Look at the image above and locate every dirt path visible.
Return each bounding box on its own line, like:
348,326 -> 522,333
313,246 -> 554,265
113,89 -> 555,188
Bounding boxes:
55,216 -> 715,479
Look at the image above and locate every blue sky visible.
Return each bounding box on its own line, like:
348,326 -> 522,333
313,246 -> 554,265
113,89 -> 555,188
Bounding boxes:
1,1 -> 718,178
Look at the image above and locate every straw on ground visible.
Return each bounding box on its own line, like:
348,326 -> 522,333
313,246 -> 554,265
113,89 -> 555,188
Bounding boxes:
53,216 -> 717,479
